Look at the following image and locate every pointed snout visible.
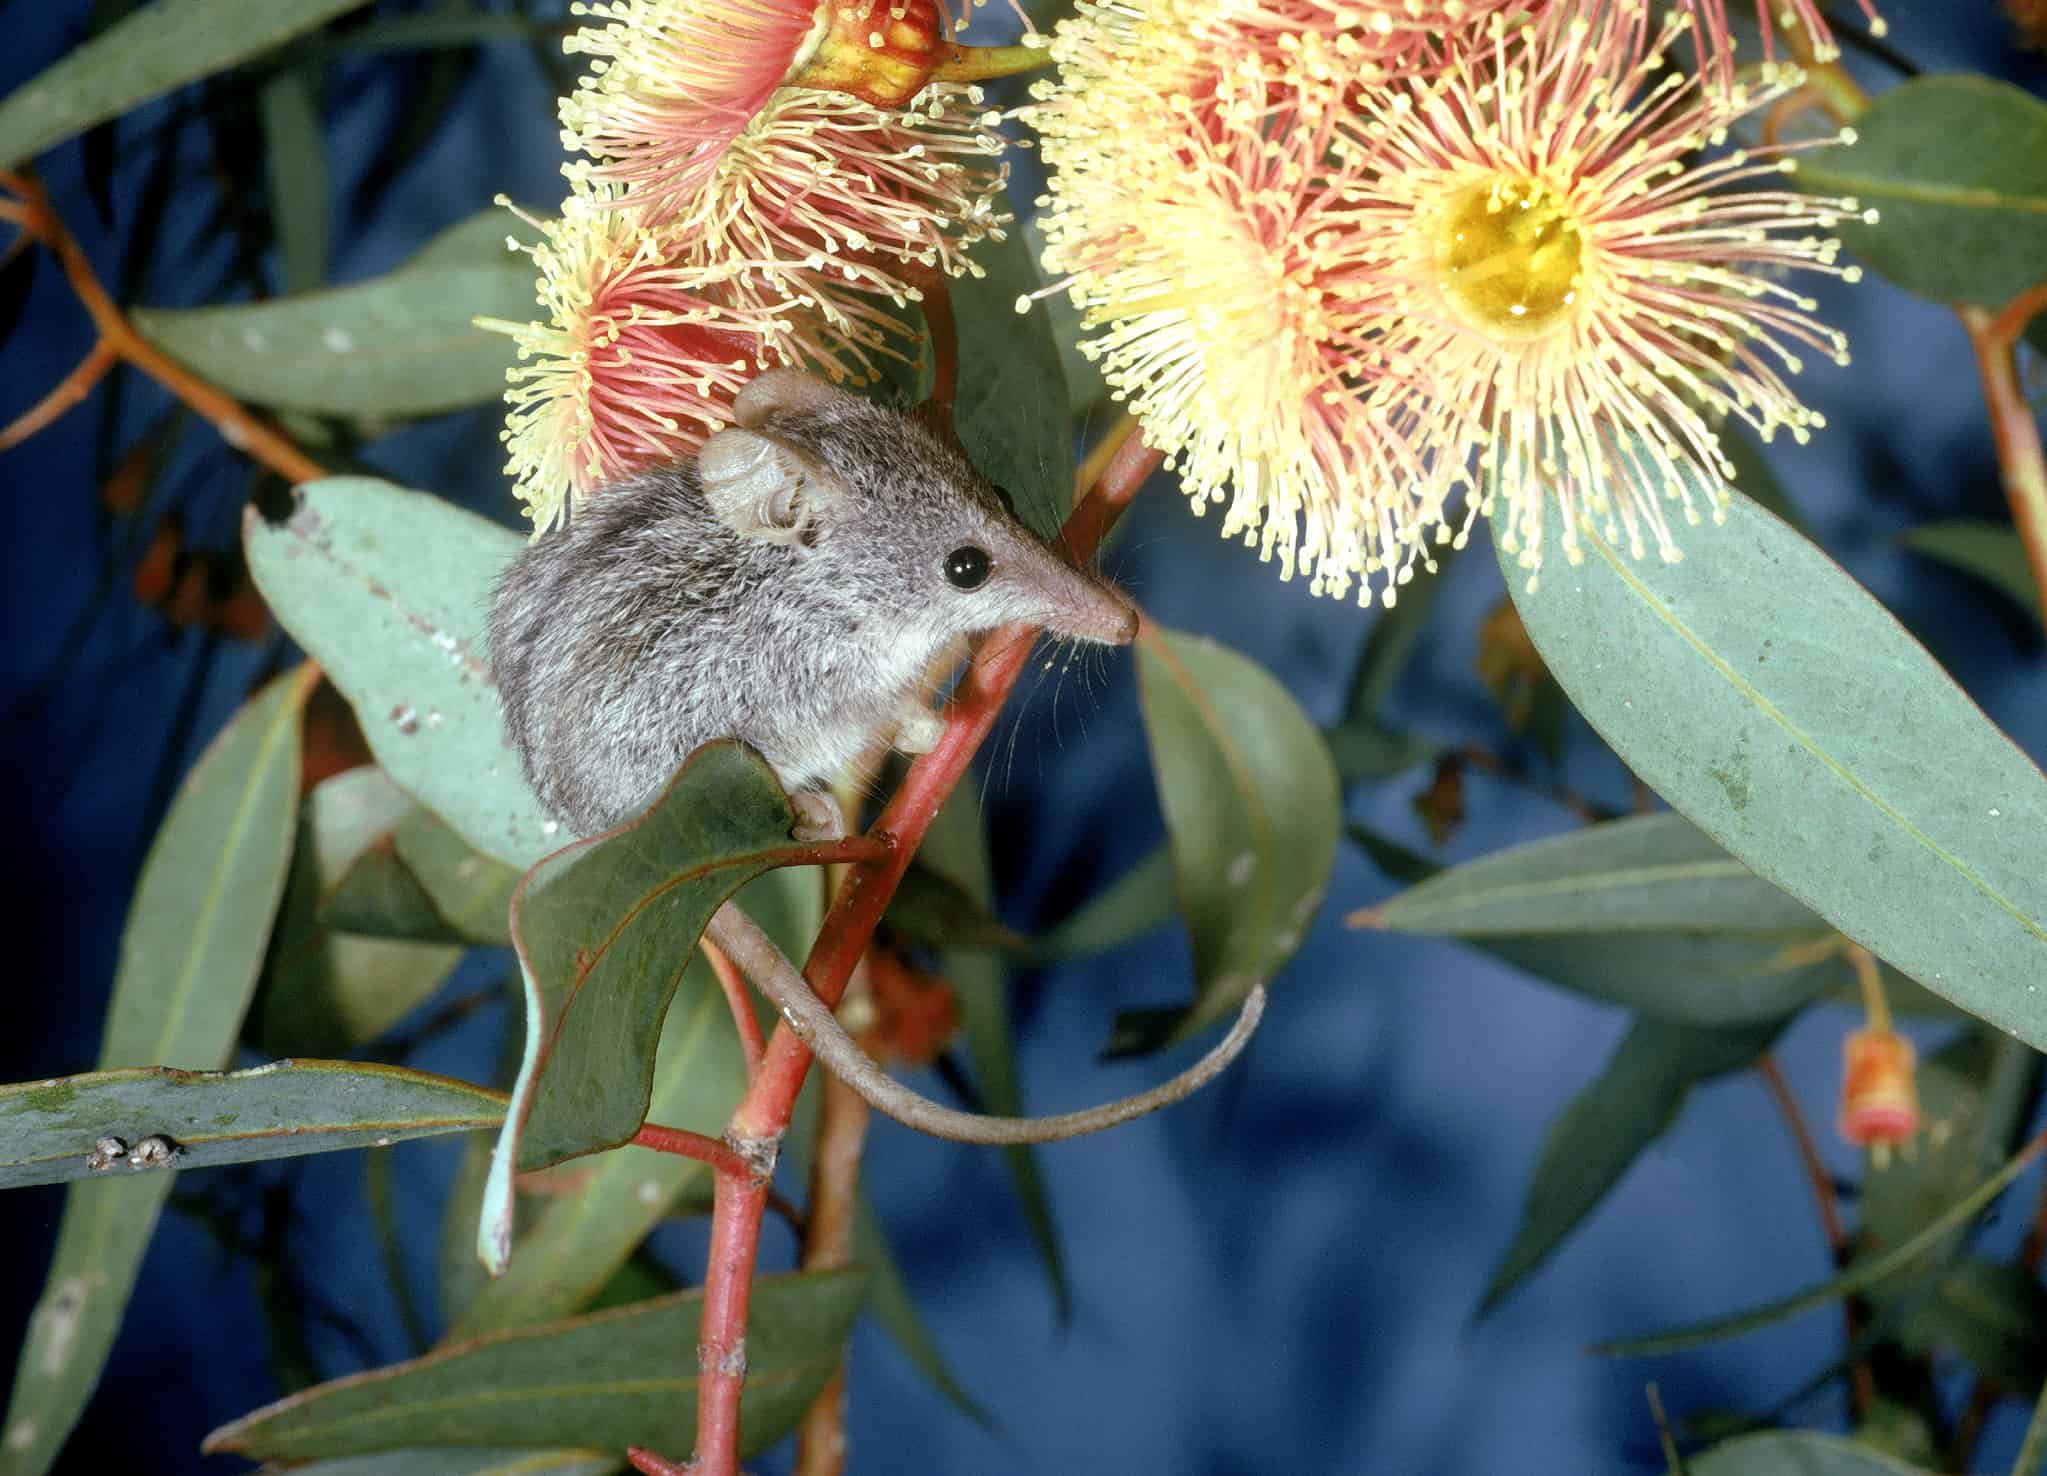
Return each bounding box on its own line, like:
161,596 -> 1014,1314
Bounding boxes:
1044,570 -> 1139,646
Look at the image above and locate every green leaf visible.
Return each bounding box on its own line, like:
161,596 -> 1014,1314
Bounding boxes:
1495,475 -> 2047,1050
884,860 -> 1029,954
1134,627 -> 1343,1036
0,1061 -> 500,1190
2,666 -> 312,1476
1322,566 -> 1447,782
1895,1258 -> 2047,1387
243,478 -> 558,869
203,1270 -> 866,1463
404,205 -> 546,271
1691,1432 -> 1934,1476
133,257 -> 535,418
1798,76 -> 2047,308
1480,1016 -> 1781,1314
953,228 -> 1071,541
1901,520 -> 2041,620
258,65 -> 330,295
1593,1130 -> 2044,1357
0,0 -> 372,169
917,790 -> 1069,1319
1034,843 -> 1175,960
265,1453 -> 617,1476
254,768 -> 463,1059
477,746 -> 829,1275
1720,426 -> 1806,534
307,772 -> 522,948
853,1194 -> 988,1423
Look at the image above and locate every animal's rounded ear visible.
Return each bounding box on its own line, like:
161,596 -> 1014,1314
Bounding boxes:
698,428 -> 842,544
733,369 -> 855,429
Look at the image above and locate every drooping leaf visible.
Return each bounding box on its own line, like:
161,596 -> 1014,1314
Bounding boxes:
0,1061 -> 500,1190
476,746 -> 833,1275
1135,626 -> 1344,1036
854,1194 -> 988,1422
254,768 -> 463,1059
202,1270 -> 867,1463
243,478 -> 557,869
2,666 -> 312,1476
1691,1433 -> 1933,1476
0,0 -> 372,169
453,863 -> 815,1336
1495,474 -> 2047,1050
914,790 -> 1069,1318
1034,843 -> 1175,960
952,228 -> 1070,541
884,859 -> 1029,954
1901,520 -> 2041,621
1480,1016 -> 1782,1314
258,65 -> 330,295
133,258 -> 535,418
1798,76 -> 2047,308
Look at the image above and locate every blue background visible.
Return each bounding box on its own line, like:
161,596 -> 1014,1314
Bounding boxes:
3,2 -> 2045,1472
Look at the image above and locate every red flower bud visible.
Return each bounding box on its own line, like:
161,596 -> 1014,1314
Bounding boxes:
1838,1027 -> 1919,1149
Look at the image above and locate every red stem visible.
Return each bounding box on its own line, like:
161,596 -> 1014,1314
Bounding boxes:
664,434 -> 1164,1476
702,934 -> 766,1082
630,1122 -> 753,1180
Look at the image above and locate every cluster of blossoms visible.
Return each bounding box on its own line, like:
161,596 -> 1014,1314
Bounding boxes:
491,0 -> 1020,531
1026,0 -> 1880,601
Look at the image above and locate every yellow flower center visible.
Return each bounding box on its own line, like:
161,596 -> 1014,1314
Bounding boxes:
1437,178 -> 1584,341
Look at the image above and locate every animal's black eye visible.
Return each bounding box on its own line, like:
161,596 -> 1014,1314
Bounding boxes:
944,545 -> 991,590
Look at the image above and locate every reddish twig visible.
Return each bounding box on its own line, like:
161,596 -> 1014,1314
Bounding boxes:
0,169 -> 326,484
630,1121 -> 756,1180
659,430 -> 1165,1476
701,933 -> 766,1083
1960,294 -> 2047,623
0,337 -> 118,450
794,1037 -> 874,1476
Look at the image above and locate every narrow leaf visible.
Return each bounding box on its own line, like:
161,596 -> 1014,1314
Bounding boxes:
0,1061 -> 501,1189
203,1270 -> 867,1463
1798,76 -> 2047,308
853,1194 -> 988,1422
884,860 -> 1029,954
952,229 -> 1070,541
267,1452 -> 617,1476
243,479 -> 558,869
1034,844 -> 1175,960
1480,1017 -> 1782,1313
476,747 -> 826,1274
2,666 -> 312,1476
0,0 -> 372,169
258,66 -> 330,294
404,205 -> 546,271
1496,478 -> 2047,1050
134,261 -> 535,418
1902,521 -> 2041,620
1136,626 -> 1341,1035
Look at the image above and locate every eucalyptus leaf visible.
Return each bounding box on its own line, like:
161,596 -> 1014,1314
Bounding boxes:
1691,1432 -> 1933,1476
0,0 -> 372,169
203,1270 -> 867,1463
1798,76 -> 2047,308
1901,520 -> 2040,621
1034,843 -> 1175,960
134,261 -> 535,418
477,746 -> 833,1274
243,478 -> 557,870
269,1452 -> 617,1476
0,1062 -> 500,1190
453,863 -> 813,1336
1895,1258 -> 2047,1387
1134,627 -> 1344,1036
884,860 -> 1029,954
2,667 -> 312,1476
952,229 -> 1070,541
405,204 -> 546,270
1481,1016 -> 1782,1314
259,66 -> 330,295
1495,474 -> 2047,1050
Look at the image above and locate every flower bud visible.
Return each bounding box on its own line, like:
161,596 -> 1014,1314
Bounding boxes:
1837,1027 -> 1919,1152
788,0 -> 961,109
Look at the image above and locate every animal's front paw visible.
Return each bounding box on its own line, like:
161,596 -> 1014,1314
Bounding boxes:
893,704 -> 945,755
789,790 -> 846,843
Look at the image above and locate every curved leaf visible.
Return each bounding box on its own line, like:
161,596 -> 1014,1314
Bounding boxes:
134,262 -> 535,419
243,478 -> 557,870
1901,520 -> 2040,621
1135,626 -> 1341,1037
259,66 -> 330,294
1480,1017 -> 1782,1314
1691,1432 -> 1934,1475
1496,479 -> 2047,1050
1034,843 -> 1174,960
1798,76 -> 2047,308
0,1061 -> 502,1190
477,746 -> 829,1273
0,0 -> 371,169
203,1270 -> 866,1463
952,229 -> 1069,541
2,667 -> 312,1476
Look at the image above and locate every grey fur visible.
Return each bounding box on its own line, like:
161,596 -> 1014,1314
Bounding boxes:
488,371 -> 1138,836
